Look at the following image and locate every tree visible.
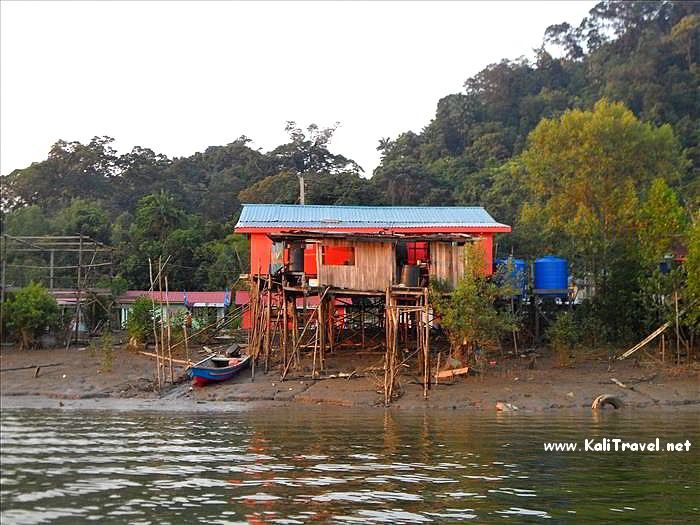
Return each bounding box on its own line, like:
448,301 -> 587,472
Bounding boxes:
4,283 -> 60,349
2,136 -> 118,210
272,122 -> 362,204
430,245 -> 518,363
132,191 -> 185,243
520,99 -> 688,342
684,215 -> 700,325
196,234 -> 249,289
520,99 -> 685,280
54,198 -> 111,242
638,178 -> 688,264
117,191 -> 187,288
126,296 -> 156,343
238,172 -> 300,204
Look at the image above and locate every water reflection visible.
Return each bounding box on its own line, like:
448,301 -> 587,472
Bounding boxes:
1,408 -> 698,524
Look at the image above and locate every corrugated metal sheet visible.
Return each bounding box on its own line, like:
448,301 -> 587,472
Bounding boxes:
235,204 -> 509,230
118,291 -> 228,305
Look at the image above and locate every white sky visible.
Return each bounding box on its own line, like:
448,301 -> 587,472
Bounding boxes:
1,1 -> 595,177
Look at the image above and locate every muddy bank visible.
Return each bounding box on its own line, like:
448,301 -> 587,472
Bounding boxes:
1,345 -> 698,412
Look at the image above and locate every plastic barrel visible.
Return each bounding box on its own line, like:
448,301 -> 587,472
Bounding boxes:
534,256 -> 568,296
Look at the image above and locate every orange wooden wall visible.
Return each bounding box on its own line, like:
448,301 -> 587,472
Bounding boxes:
250,234 -> 272,275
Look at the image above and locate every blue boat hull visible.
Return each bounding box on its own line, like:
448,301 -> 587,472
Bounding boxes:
188,355 -> 250,385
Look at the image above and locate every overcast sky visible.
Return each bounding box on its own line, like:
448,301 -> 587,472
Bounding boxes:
1,1 -> 596,177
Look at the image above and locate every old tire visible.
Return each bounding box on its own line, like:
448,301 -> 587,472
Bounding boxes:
592,394 -> 623,410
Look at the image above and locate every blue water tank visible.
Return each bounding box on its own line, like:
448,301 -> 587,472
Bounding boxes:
495,257 -> 527,295
534,256 -> 568,296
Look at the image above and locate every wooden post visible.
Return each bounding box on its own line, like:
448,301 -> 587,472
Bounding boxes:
291,295 -> 299,368
158,257 -> 166,384
311,318 -> 319,378
49,250 -> 55,289
661,333 -> 665,363
318,294 -> 326,375
675,290 -> 680,364
435,352 -> 441,386
165,276 -> 174,383
384,288 -> 399,406
265,274 -> 272,364
282,287 -> 288,370
0,253 -> 7,326
266,305 -> 282,373
325,295 -> 333,369
360,301 -> 365,349
70,235 -> 84,348
423,288 -> 430,399
183,324 -> 189,365
148,258 -> 160,390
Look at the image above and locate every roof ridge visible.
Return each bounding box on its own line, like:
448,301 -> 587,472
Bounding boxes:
241,203 -> 486,209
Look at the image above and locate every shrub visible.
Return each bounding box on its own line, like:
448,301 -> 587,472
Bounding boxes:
430,244 -> 519,364
126,296 -> 156,343
4,282 -> 60,350
546,311 -> 580,366
99,331 -> 114,372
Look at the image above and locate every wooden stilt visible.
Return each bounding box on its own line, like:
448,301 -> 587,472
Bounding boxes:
319,294 -> 326,375
282,287 -> 289,370
165,276 -> 174,383
148,258 -> 160,390
423,288 -> 430,399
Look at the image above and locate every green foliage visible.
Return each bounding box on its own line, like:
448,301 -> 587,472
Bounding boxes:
520,100 -> 684,256
238,172 -> 299,204
546,311 -> 581,366
54,198 -> 111,242
99,331 -> 114,372
638,178 -> 687,264
684,216 -> 700,325
1,1 -> 697,349
518,99 -> 688,344
430,245 -> 519,360
4,282 -> 60,350
2,206 -> 50,236
196,234 -> 249,290
126,296 -> 155,343
88,330 -> 115,371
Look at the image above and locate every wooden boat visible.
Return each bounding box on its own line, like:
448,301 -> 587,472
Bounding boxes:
188,354 -> 251,386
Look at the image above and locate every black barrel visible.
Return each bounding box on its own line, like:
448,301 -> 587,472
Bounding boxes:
400,265 -> 420,287
289,244 -> 304,272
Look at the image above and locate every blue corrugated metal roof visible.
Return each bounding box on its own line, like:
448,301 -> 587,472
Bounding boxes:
235,204 -> 509,229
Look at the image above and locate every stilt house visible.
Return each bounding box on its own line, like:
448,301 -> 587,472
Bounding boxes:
234,204 -> 510,402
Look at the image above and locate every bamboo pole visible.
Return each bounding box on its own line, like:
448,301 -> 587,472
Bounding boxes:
266,305 -> 283,372
148,258 -> 161,390
311,319 -> 319,378
138,351 -> 192,366
318,295 -> 326,375
183,323 -> 190,365
423,288 -> 430,399
675,290 -> 680,364
263,274 -> 272,366
281,287 -> 330,380
282,286 -> 288,369
165,276 -> 174,383
158,257 -> 166,384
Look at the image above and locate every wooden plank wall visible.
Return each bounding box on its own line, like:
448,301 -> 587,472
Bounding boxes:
429,242 -> 467,289
317,239 -> 395,291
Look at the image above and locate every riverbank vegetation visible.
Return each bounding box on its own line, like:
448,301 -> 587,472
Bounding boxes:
2,1 -> 698,353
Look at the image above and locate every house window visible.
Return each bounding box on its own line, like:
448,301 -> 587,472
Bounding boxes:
407,242 -> 429,264
322,245 -> 355,266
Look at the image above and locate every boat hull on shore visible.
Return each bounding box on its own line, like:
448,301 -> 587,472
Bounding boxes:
188,355 -> 250,386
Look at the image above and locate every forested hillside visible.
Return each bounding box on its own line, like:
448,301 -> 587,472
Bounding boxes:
2,1 -> 699,343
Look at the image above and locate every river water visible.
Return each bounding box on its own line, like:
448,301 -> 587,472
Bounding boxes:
1,407 -> 698,524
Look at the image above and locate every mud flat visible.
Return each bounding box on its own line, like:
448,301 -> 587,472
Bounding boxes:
1,345 -> 698,412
